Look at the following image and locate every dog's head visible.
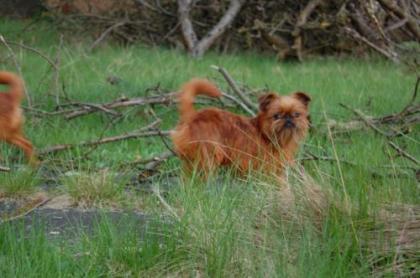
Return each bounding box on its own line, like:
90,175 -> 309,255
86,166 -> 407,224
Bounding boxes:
257,92 -> 311,147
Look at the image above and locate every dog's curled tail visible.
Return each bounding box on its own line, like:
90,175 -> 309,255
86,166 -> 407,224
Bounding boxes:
0,71 -> 24,103
178,78 -> 221,122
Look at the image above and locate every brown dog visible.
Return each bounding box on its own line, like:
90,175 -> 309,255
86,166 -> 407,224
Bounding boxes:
0,71 -> 36,164
171,78 -> 311,176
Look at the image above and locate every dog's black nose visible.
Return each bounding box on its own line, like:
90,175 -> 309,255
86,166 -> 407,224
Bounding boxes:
284,120 -> 295,128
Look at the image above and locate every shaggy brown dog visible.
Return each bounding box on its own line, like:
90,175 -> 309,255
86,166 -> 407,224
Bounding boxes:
0,71 -> 36,164
171,78 -> 311,176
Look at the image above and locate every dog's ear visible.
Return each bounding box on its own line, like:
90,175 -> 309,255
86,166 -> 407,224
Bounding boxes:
293,92 -> 311,106
258,93 -> 277,112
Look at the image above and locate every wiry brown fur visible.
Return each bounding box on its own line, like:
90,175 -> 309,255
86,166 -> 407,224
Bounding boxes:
171,78 -> 311,176
0,71 -> 36,164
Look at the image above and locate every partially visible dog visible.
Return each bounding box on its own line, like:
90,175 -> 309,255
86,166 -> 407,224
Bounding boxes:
0,71 -> 36,164
171,78 -> 311,176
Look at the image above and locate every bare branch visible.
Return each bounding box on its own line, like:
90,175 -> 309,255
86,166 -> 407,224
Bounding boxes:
194,0 -> 244,57
177,0 -> 244,57
388,142 -> 420,165
177,0 -> 198,52
344,27 -> 400,63
39,119 -> 170,155
0,35 -> 33,107
0,165 -> 10,172
211,65 -> 258,114
292,0 -> 323,61
90,21 -> 127,50
377,0 -> 420,39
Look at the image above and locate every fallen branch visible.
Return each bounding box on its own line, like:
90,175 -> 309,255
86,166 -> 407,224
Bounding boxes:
339,103 -> 393,137
0,166 -> 10,172
388,142 -> 420,166
343,27 -> 400,63
221,92 -> 255,116
62,89 -> 240,120
0,194 -> 50,224
399,76 -> 419,117
299,153 -> 357,166
64,92 -> 177,119
39,129 -> 171,155
211,65 -> 258,114
40,119 -> 169,155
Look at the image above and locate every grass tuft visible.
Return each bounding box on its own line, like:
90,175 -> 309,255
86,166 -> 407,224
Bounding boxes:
62,169 -> 125,207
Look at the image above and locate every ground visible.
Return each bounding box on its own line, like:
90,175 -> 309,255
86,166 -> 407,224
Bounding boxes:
0,19 -> 419,277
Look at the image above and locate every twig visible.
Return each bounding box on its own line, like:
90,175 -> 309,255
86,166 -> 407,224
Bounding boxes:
64,92 -> 177,119
0,37 -> 58,70
39,120 -> 170,156
0,165 -> 10,172
388,142 -> 420,165
0,195 -> 50,224
299,153 -> 357,166
90,21 -> 127,50
152,186 -> 180,221
211,65 -> 258,114
339,103 -> 392,137
39,130 -> 170,155
53,34 -> 64,106
67,102 -> 122,117
399,76 -> 419,117
135,151 -> 175,166
0,35 -> 33,107
178,0 -> 244,57
139,151 -> 175,178
292,0 -> 323,61
221,92 -> 256,116
80,113 -> 129,158
343,27 -> 400,63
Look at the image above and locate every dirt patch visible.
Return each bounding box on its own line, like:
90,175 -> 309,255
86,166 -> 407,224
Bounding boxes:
18,207 -> 148,239
0,194 -> 148,239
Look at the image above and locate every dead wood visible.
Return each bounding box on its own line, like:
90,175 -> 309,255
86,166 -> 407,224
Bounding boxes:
344,27 -> 400,63
178,0 -> 244,57
44,0 -> 419,64
0,165 -> 10,172
64,92 -> 177,119
39,130 -> 171,155
377,0 -> 420,39
211,65 -> 257,115
388,142 -> 420,166
39,119 -> 170,155
328,76 -> 419,135
292,0 -> 323,61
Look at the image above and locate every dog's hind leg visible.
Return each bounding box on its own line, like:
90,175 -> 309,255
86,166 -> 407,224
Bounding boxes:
6,134 -> 37,165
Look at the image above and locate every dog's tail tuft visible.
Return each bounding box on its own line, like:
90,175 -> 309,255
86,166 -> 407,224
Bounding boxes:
0,71 -> 24,103
178,78 -> 221,122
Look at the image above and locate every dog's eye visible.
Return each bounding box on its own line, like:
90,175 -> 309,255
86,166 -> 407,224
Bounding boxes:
292,112 -> 301,118
273,113 -> 282,120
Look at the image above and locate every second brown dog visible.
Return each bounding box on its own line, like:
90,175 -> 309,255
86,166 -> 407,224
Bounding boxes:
171,78 -> 311,176
0,71 -> 36,164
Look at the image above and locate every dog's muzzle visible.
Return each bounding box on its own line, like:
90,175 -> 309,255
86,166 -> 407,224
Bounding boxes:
284,116 -> 295,128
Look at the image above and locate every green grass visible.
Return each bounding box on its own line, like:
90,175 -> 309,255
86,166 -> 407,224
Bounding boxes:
0,18 -> 419,276
0,168 -> 39,197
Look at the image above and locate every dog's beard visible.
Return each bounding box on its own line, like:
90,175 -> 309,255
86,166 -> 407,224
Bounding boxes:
272,123 -> 305,147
